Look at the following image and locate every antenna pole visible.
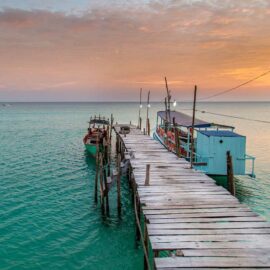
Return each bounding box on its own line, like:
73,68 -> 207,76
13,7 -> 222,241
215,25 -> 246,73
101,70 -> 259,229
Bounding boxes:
190,85 -> 197,168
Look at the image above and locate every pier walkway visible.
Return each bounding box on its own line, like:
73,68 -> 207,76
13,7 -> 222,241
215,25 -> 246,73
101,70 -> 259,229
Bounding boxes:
114,124 -> 270,269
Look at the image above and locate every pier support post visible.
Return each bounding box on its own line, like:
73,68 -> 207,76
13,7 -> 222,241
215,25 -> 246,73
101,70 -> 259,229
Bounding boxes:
104,165 -> 110,215
94,150 -> 99,203
99,154 -> 105,214
173,117 -> 180,157
117,153 -> 122,215
147,118 -> 150,136
116,134 -> 119,154
144,217 -> 149,270
145,164 -> 150,186
135,193 -> 141,242
227,151 -> 235,196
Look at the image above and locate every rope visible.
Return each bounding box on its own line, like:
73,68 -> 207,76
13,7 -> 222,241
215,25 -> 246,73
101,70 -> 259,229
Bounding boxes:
196,109 -> 270,124
151,69 -> 270,103
198,69 -> 270,101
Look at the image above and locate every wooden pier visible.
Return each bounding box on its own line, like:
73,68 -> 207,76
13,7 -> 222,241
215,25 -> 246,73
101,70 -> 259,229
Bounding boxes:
114,124 -> 270,269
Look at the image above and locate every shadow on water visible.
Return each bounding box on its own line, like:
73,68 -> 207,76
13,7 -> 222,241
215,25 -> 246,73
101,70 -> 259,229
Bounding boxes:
212,175 -> 255,199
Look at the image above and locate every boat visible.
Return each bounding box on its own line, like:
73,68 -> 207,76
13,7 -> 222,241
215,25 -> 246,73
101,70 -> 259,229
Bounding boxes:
83,116 -> 110,156
153,110 -> 255,177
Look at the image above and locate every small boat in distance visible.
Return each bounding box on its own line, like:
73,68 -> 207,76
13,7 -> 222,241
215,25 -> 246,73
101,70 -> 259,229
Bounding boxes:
153,110 -> 256,177
83,116 -> 110,156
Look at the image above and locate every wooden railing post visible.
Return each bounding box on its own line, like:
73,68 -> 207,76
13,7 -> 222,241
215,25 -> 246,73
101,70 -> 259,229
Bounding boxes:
145,164 -> 150,186
227,151 -> 235,196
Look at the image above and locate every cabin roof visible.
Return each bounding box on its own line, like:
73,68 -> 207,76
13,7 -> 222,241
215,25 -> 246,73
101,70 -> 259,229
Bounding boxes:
157,110 -> 211,128
199,130 -> 244,137
89,118 -> 110,125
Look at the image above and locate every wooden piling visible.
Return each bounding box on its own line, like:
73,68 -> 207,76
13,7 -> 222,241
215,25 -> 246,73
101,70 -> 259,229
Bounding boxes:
173,117 -> 180,157
227,151 -> 235,196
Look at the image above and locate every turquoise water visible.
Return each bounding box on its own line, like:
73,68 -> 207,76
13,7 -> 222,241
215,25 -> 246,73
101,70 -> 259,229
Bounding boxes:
0,102 -> 269,269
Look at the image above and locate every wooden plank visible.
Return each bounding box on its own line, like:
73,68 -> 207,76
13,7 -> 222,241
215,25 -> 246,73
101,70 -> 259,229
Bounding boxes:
152,241 -> 270,250
158,268 -> 270,270
143,207 -> 251,214
148,222 -> 270,230
150,234 -> 270,243
157,268 -> 270,270
181,248 -> 270,257
149,216 -> 265,223
148,228 -> 270,236
155,257 -> 270,268
146,211 -> 258,219
143,204 -> 246,210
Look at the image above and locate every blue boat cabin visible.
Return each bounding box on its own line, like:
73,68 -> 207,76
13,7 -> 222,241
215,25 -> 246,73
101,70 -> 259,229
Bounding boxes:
154,110 -> 255,177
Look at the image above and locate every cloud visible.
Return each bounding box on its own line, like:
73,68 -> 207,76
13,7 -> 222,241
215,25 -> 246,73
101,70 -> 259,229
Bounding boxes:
0,0 -> 270,101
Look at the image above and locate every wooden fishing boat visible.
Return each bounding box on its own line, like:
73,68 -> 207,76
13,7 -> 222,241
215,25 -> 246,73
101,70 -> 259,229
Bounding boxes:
153,110 -> 255,177
83,116 -> 110,156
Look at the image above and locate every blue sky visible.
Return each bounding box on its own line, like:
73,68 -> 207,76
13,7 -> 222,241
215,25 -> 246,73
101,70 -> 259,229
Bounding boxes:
0,0 -> 153,14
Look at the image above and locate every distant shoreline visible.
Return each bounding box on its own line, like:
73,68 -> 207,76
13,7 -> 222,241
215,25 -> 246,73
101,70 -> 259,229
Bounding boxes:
1,101 -> 270,103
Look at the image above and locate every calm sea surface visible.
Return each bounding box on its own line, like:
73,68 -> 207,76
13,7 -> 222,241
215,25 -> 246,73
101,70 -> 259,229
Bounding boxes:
0,102 -> 269,269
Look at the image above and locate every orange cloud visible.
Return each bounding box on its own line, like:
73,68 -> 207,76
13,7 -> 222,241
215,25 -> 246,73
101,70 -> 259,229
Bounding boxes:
0,1 -> 270,101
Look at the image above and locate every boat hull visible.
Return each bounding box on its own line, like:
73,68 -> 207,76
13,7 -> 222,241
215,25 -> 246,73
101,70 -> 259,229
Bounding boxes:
84,143 -> 97,156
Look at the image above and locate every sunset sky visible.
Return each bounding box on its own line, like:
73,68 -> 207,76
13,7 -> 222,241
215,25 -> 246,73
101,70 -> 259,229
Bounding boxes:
0,0 -> 269,101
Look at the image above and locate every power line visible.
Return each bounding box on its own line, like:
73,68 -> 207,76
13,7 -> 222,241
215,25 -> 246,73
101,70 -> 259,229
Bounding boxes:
198,69 -> 270,101
196,109 -> 270,124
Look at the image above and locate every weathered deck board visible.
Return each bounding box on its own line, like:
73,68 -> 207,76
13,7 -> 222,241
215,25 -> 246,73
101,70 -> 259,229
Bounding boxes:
114,124 -> 270,269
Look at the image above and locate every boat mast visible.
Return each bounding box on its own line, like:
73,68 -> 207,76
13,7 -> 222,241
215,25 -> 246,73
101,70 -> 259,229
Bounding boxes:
164,97 -> 168,132
165,77 -> 171,123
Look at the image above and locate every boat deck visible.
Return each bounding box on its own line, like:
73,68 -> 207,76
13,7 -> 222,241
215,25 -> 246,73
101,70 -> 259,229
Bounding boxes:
114,124 -> 270,269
